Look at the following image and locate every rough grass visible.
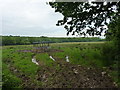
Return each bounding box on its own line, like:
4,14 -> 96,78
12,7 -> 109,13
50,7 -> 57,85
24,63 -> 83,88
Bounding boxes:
2,62 -> 22,89
2,42 -> 119,88
36,53 -> 55,67
50,42 -> 104,68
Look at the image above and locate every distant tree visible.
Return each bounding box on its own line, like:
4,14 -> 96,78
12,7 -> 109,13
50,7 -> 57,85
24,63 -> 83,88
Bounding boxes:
2,36 -> 16,45
40,36 -> 48,38
49,1 -> 120,36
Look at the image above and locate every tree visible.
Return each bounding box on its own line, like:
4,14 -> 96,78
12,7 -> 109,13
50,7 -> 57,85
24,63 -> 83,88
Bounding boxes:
49,1 -> 120,36
106,16 -> 120,60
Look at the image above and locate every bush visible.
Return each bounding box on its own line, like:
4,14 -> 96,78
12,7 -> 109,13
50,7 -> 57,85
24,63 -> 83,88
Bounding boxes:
2,73 -> 22,89
101,41 -> 116,66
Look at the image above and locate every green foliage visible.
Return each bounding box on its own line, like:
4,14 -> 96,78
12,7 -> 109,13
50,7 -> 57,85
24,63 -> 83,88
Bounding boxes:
2,36 -> 105,46
11,52 -> 38,77
2,42 -> 119,88
2,46 -> 39,78
104,17 -> 120,86
102,17 -> 120,66
36,53 -> 55,67
106,16 -> 120,59
51,43 -> 104,68
2,63 -> 22,89
49,2 -> 120,36
101,41 -> 116,66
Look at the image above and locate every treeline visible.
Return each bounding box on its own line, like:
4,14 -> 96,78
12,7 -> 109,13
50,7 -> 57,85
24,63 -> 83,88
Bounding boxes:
1,36 -> 105,45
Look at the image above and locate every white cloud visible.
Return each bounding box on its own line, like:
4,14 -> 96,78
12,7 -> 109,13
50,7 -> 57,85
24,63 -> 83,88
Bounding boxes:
2,0 -> 68,37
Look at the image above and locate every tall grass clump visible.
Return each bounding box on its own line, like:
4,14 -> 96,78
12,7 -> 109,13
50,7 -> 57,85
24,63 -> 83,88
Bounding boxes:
36,53 -> 55,67
101,41 -> 117,66
2,63 -> 22,89
12,52 -> 39,77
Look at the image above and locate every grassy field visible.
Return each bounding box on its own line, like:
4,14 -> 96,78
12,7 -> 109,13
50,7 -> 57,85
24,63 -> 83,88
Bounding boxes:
2,42 -> 119,88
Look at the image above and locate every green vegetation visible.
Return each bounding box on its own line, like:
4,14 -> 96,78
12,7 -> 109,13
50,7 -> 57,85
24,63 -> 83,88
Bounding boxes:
2,62 -> 22,89
49,2 -> 120,36
1,36 -> 105,45
1,18 -> 119,88
104,16 -> 120,86
2,41 -> 119,88
48,3 -> 120,86
2,1 -> 120,89
51,42 -> 107,68
36,53 -> 55,67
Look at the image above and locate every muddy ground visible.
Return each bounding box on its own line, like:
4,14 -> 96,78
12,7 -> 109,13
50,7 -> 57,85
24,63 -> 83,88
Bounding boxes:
9,59 -> 117,88
18,48 -> 64,53
36,58 -> 116,88
15,49 -> 117,88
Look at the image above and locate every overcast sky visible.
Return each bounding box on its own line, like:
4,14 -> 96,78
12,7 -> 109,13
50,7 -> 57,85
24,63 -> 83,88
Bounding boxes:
1,0 -> 106,38
1,0 -> 74,37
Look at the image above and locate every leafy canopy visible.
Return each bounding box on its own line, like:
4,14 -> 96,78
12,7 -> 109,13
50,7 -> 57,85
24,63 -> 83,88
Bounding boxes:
49,1 -> 120,36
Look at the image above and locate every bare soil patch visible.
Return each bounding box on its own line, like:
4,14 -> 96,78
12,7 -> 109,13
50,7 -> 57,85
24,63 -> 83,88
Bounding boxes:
36,57 -> 116,88
18,49 -> 64,53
